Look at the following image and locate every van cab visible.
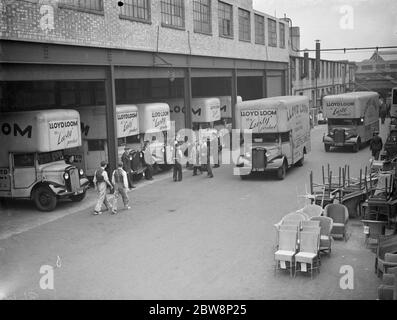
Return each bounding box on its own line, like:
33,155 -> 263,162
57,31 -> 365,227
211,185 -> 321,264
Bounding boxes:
235,96 -> 311,180
0,109 -> 89,211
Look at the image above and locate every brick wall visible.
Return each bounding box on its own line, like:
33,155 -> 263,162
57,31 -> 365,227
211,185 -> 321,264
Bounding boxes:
1,0 -> 289,63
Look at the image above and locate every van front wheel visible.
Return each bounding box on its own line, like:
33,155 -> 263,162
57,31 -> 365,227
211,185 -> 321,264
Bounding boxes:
33,186 -> 57,211
277,162 -> 287,180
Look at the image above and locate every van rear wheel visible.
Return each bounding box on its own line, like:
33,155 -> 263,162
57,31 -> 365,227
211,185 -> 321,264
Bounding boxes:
33,186 -> 57,211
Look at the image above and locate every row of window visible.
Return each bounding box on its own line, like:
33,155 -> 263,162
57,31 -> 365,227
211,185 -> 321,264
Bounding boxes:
291,57 -> 348,81
360,64 -> 397,71
58,0 -> 286,48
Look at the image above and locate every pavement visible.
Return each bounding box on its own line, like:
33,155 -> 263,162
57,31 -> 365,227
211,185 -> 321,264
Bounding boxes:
0,119 -> 392,300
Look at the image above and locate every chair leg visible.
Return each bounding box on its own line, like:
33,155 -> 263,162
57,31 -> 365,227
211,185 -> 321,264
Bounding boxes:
311,263 -> 313,280
290,261 -> 293,278
294,261 -> 297,278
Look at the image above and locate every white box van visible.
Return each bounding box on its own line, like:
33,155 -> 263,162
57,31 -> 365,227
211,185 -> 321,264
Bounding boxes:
214,96 -> 243,132
235,96 -> 311,179
136,103 -> 173,169
323,91 -> 379,152
0,109 -> 90,211
65,105 -> 142,178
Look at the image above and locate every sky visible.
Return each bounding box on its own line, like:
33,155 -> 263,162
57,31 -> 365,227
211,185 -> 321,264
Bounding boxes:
253,0 -> 397,62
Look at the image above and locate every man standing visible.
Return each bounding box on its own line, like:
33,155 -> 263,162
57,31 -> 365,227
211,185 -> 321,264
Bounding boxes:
93,160 -> 113,215
206,137 -> 214,178
370,131 -> 383,160
111,161 -> 131,214
143,141 -> 154,180
173,140 -> 183,182
192,137 -> 202,176
121,146 -> 136,188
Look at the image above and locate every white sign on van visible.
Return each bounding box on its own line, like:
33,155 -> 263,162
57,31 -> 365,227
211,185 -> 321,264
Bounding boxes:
210,105 -> 221,122
117,112 -> 139,137
240,109 -> 278,132
48,119 -> 80,150
326,101 -> 355,118
151,111 -> 170,131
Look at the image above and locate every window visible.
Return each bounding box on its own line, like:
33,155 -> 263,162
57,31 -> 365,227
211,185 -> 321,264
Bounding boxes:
238,8 -> 251,42
254,14 -> 265,45
268,18 -> 277,47
390,64 -> 397,69
14,154 -> 35,167
376,64 -> 386,70
279,22 -> 285,48
291,58 -> 296,81
38,151 -> 64,165
280,132 -> 290,143
193,0 -> 212,34
59,0 -> 103,12
218,1 -> 233,38
120,0 -> 150,22
161,0 -> 185,29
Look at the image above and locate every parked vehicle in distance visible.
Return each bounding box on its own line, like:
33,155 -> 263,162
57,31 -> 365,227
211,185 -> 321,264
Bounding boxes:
0,109 -> 89,211
390,87 -> 397,117
235,96 -> 311,180
323,91 -> 379,153
317,111 -> 327,124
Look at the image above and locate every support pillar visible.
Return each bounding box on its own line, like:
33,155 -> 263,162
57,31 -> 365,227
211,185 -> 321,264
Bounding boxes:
184,67 -> 192,130
105,65 -> 118,174
231,68 -> 238,129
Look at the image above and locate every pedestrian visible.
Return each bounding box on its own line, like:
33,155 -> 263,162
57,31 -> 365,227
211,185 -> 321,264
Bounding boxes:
121,146 -> 136,188
370,131 -> 383,160
143,141 -> 154,180
93,160 -> 113,215
111,161 -> 131,214
380,101 -> 387,124
206,137 -> 214,178
192,138 -> 202,176
173,140 -> 183,182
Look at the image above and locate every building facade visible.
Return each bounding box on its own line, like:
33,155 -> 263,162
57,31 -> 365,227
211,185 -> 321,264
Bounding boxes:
355,50 -> 397,99
0,0 -> 293,170
289,55 -> 356,111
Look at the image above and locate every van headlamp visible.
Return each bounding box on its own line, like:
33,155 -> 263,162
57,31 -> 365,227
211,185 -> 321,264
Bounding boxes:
245,152 -> 251,158
79,169 -> 84,176
161,148 -> 165,153
64,173 -> 69,180
360,118 -> 364,123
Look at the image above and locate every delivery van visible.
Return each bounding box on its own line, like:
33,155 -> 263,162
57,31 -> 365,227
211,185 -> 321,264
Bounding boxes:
391,87 -> 397,117
0,109 -> 90,211
137,103 -> 173,170
323,91 -> 379,152
235,96 -> 311,180
65,105 -> 144,178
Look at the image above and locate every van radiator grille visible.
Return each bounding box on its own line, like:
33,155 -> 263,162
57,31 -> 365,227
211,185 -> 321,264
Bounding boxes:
334,130 -> 345,144
252,149 -> 266,169
69,168 -> 80,192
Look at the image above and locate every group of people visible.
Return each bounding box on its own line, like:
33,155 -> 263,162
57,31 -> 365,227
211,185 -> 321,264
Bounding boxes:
93,134 -> 220,215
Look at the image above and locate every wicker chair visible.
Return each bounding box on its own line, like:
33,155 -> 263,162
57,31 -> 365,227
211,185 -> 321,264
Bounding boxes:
294,231 -> 320,279
378,268 -> 397,300
324,203 -> 349,241
274,229 -> 298,277
311,216 -> 333,254
298,204 -> 323,218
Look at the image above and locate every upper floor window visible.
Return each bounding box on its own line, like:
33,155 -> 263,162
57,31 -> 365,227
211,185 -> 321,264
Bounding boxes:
218,1 -> 233,38
238,8 -> 251,42
161,0 -> 185,29
268,18 -> 277,47
59,0 -> 103,12
120,0 -> 151,22
279,22 -> 285,48
254,14 -> 265,45
193,0 -> 212,34
291,58 -> 296,81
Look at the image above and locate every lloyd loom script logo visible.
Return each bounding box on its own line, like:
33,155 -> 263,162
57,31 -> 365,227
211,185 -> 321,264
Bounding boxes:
287,104 -> 309,121
327,102 -> 355,117
152,111 -> 170,131
48,119 -> 80,149
117,112 -> 138,138
241,109 -> 278,133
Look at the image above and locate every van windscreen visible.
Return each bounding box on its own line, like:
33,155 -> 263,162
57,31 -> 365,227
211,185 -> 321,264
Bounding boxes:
38,150 -> 64,165
328,119 -> 361,126
252,133 -> 279,143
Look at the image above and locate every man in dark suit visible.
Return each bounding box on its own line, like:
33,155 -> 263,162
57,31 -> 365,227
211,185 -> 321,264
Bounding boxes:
121,146 -> 136,189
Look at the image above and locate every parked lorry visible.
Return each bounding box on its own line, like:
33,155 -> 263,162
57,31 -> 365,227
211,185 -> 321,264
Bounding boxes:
235,96 -> 311,180
65,105 -> 144,179
137,103 -> 173,170
323,91 -> 379,152
0,109 -> 89,211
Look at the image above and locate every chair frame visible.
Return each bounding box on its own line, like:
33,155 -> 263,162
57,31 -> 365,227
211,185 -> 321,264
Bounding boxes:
274,229 -> 298,278
294,231 -> 321,279
324,203 -> 349,241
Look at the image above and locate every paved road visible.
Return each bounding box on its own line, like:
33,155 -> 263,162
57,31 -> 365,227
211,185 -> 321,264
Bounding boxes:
0,120 -> 390,300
